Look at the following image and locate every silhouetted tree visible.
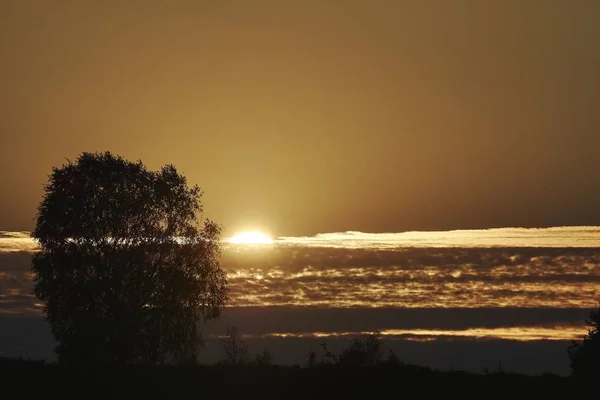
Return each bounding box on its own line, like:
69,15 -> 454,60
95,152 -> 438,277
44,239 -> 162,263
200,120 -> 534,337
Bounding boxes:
568,301 -> 600,377
307,350 -> 317,368
254,346 -> 272,366
385,349 -> 402,366
337,331 -> 383,367
319,342 -> 337,365
31,152 -> 227,365
220,326 -> 249,365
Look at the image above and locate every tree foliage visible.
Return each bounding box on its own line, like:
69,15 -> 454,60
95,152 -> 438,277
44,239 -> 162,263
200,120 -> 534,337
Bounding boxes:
568,301 -> 600,377
31,152 -> 227,365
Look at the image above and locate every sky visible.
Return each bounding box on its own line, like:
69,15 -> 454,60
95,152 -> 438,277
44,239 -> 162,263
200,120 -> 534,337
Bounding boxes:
1,0 -> 600,375
2,0 -> 600,237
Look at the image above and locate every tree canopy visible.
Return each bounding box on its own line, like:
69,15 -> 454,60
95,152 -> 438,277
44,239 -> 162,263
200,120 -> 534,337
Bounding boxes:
32,152 -> 227,365
568,300 -> 600,377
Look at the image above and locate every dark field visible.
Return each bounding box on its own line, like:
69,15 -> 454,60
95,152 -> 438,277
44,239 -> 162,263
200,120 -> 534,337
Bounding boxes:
2,358 -> 595,398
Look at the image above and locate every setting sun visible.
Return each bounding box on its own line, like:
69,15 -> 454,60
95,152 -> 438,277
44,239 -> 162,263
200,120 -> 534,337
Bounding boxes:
228,231 -> 274,244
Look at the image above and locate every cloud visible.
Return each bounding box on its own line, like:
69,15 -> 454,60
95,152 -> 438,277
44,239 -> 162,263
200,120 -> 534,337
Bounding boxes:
0,231 -> 38,253
200,306 -> 590,335
7,226 -> 600,254
274,226 -> 600,248
2,230 -> 599,314
0,251 -> 39,315
221,246 -> 600,308
234,325 -> 584,342
0,232 -> 31,239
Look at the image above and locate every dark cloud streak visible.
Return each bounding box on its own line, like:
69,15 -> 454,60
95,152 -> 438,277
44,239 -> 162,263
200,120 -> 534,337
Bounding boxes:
204,306 -> 589,334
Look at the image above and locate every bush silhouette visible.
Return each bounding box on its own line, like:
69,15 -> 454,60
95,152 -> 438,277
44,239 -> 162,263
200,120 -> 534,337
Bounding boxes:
568,300 -> 600,377
31,152 -> 227,365
312,331 -> 387,368
337,331 -> 384,367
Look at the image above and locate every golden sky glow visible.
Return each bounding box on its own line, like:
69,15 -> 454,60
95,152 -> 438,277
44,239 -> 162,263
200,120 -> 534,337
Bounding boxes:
4,227 -> 600,253
1,1 -> 600,235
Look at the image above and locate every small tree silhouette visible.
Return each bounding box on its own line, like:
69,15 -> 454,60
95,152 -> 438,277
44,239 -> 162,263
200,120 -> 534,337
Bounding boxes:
254,346 -> 272,366
307,350 -> 317,368
385,349 -> 402,366
568,300 -> 600,377
219,326 -> 249,365
319,342 -> 338,365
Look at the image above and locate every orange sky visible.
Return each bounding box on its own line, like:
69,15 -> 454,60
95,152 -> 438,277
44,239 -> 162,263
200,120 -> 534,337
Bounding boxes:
2,0 -> 599,236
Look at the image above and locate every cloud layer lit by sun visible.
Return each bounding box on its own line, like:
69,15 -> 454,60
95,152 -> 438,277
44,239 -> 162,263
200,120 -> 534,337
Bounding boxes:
2,227 -> 599,316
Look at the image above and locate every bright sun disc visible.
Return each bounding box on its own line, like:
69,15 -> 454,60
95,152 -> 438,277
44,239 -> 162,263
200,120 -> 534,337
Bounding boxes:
229,231 -> 273,244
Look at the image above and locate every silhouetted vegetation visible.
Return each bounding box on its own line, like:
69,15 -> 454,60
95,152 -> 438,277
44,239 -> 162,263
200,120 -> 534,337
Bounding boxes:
337,331 -> 383,367
3,324 -> 598,396
385,349 -> 402,366
1,356 -> 594,398
307,350 -> 317,368
318,342 -> 337,365
313,331 -> 398,367
219,325 -> 249,365
568,300 -> 600,378
31,152 -> 227,365
253,346 -> 273,366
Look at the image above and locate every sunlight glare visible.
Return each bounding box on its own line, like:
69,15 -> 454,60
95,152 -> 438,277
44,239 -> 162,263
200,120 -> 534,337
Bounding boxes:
229,231 -> 274,245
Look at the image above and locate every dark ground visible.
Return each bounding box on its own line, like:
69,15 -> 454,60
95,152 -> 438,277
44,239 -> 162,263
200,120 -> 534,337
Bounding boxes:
2,358 -> 595,399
